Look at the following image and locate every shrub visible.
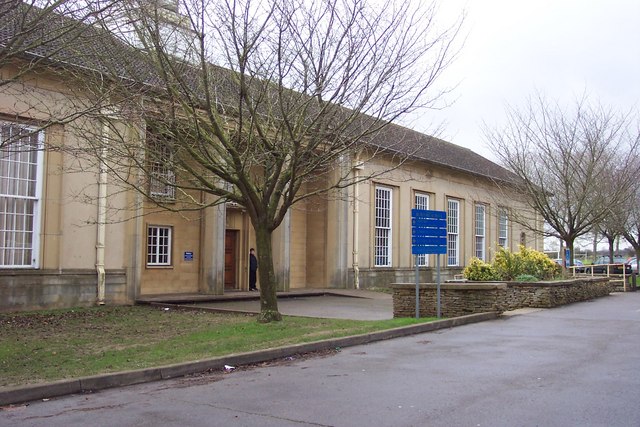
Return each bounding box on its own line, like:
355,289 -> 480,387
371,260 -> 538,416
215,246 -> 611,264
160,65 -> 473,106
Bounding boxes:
465,246 -> 561,281
517,245 -> 560,280
515,274 -> 539,282
492,247 -> 523,281
463,257 -> 497,281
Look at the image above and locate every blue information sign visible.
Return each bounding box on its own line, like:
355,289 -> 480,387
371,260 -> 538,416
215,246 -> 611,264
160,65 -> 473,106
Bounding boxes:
411,209 -> 447,255
411,209 -> 446,319
412,236 -> 447,246
412,209 -> 446,219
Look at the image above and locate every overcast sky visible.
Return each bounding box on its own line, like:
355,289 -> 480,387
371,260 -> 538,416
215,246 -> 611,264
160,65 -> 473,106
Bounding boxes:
408,0 -> 640,162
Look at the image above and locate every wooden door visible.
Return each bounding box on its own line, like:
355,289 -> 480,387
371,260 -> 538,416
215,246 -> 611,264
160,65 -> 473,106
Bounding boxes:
224,230 -> 238,290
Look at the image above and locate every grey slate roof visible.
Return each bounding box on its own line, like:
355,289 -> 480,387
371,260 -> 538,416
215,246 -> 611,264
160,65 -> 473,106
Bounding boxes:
370,124 -> 517,183
0,1 -> 517,185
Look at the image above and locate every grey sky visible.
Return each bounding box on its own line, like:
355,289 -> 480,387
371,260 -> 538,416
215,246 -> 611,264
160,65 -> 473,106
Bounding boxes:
409,0 -> 640,162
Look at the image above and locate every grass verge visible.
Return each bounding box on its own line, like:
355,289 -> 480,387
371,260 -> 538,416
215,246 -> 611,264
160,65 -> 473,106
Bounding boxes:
0,305 -> 435,387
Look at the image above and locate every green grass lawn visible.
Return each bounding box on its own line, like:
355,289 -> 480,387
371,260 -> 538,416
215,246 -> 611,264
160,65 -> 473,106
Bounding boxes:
0,305 -> 434,387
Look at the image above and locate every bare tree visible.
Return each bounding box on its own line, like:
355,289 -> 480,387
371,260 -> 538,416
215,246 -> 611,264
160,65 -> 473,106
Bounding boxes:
597,219 -> 624,263
592,156 -> 637,263
63,0 -> 463,321
484,94 -> 640,265
621,151 -> 640,273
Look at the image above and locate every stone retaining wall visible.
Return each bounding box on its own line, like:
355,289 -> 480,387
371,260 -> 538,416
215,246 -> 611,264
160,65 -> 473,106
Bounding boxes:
0,269 -> 128,312
607,277 -> 634,293
392,278 -> 613,318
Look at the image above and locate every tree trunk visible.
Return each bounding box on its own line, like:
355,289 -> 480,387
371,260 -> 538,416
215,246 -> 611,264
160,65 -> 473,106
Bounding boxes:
607,236 -> 615,263
253,222 -> 282,323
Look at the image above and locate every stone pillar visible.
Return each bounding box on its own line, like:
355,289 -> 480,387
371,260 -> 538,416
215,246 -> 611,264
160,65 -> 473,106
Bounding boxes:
273,209 -> 291,291
328,156 -> 350,288
200,201 -> 225,294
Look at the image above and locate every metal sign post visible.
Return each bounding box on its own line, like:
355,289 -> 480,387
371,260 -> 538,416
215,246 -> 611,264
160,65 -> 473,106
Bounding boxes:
436,254 -> 441,318
411,209 -> 447,318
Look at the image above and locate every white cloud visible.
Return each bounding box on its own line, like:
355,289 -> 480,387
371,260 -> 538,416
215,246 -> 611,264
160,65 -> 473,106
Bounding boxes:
408,0 -> 640,161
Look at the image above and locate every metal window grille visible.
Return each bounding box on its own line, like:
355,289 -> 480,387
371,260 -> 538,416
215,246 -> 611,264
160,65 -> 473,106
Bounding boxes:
0,124 -> 42,268
499,210 -> 508,248
374,186 -> 392,267
475,204 -> 486,261
414,192 -> 429,266
447,199 -> 459,266
149,138 -> 176,199
147,225 -> 172,266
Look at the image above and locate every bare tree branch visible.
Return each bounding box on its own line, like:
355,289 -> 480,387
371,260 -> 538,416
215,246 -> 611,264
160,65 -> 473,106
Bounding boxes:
484,92 -> 640,264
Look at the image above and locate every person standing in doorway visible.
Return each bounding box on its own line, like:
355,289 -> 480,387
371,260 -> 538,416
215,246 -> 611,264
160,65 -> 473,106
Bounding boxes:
249,248 -> 258,291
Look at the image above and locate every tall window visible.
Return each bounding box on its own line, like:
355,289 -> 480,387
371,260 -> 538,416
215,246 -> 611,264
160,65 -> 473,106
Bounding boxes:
374,186 -> 392,267
414,192 -> 429,266
148,132 -> 176,199
147,225 -> 172,266
475,204 -> 486,261
447,198 -> 459,266
0,123 -> 43,268
499,209 -> 508,248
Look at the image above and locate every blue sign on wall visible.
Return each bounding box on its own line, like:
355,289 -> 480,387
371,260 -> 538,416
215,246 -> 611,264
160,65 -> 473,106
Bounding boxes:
411,209 -> 447,255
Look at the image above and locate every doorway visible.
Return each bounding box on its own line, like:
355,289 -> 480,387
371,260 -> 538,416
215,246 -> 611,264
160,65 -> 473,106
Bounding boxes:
224,230 -> 238,290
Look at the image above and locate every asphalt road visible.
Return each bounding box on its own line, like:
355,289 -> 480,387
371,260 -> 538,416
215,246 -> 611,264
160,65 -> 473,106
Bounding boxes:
2,293 -> 639,427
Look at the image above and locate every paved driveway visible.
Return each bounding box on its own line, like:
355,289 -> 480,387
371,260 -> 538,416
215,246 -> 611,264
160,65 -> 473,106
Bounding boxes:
196,293 -> 394,320
3,292 -> 639,427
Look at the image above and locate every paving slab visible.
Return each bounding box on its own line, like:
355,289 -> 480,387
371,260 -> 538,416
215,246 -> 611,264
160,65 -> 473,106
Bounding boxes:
192,293 -> 394,320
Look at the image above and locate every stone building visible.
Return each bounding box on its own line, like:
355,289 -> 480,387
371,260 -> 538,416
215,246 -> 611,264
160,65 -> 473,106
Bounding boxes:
0,2 -> 541,311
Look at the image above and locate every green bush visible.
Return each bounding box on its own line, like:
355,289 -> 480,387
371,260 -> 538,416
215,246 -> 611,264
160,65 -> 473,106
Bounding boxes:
463,257 -> 497,281
517,246 -> 560,280
515,274 -> 539,282
465,246 -> 561,282
493,247 -> 523,281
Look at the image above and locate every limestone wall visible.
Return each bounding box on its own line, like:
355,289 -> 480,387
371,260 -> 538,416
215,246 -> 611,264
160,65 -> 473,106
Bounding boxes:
0,269 -> 128,312
392,278 -> 613,318
503,279 -> 613,310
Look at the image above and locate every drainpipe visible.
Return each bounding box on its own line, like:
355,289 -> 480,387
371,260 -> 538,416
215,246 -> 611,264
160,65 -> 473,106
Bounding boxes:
96,124 -> 108,305
352,158 -> 364,289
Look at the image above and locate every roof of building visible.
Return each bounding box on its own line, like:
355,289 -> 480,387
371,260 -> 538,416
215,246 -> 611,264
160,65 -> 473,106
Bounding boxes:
372,124 -> 517,183
0,2 -> 517,185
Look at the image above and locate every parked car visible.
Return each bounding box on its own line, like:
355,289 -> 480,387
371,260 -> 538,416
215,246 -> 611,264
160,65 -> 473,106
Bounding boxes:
585,256 -> 632,275
627,257 -> 638,274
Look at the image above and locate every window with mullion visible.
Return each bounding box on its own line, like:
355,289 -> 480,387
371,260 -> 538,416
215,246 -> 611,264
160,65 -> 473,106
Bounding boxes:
0,123 -> 42,268
447,198 -> 459,266
374,186 -> 392,267
475,204 -> 486,261
499,209 -> 508,248
147,225 -> 172,266
147,129 -> 176,200
414,192 -> 429,266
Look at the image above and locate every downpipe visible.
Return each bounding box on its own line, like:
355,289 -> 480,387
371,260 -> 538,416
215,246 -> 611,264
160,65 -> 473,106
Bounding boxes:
96,132 -> 108,305
352,159 -> 363,290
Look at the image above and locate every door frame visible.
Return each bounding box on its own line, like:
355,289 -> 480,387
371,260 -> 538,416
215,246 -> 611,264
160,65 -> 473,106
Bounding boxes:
224,229 -> 239,290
